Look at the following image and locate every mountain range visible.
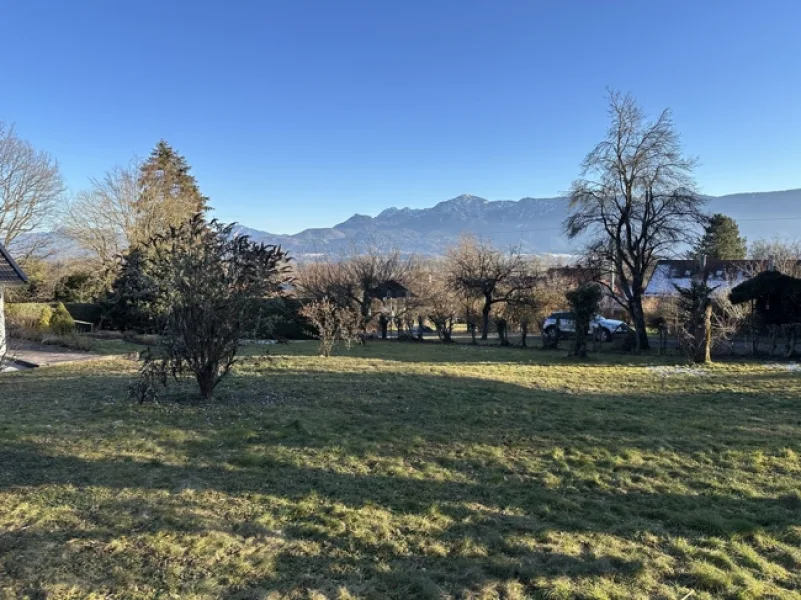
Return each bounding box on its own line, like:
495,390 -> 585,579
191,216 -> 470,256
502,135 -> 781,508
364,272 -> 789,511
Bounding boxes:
238,189 -> 801,256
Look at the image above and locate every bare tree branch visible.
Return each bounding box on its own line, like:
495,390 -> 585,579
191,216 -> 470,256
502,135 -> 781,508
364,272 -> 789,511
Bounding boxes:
0,122 -> 65,258
565,91 -> 706,351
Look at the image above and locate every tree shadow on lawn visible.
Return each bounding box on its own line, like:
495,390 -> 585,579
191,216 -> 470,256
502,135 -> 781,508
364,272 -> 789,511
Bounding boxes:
0,487 -> 648,599
228,366 -> 801,452
2,439 -> 800,538
4,365 -> 801,595
3,439 -> 801,597
4,362 -> 800,465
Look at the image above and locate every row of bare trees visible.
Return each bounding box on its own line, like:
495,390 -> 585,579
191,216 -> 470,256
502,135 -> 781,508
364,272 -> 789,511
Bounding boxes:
294,236 -> 569,352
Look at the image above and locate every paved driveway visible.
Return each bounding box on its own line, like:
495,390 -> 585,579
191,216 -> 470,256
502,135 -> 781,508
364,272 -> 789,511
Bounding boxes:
4,339 -> 109,368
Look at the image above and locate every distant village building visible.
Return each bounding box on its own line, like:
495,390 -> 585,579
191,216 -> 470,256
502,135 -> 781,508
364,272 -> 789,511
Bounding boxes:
643,259 -> 780,299
0,243 -> 28,357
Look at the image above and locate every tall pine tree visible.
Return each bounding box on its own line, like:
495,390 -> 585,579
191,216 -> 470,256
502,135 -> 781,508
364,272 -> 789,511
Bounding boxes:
694,213 -> 747,260
133,140 -> 209,243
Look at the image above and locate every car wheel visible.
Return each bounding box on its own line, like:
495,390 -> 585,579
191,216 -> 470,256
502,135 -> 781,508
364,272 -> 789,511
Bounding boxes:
602,328 -> 613,342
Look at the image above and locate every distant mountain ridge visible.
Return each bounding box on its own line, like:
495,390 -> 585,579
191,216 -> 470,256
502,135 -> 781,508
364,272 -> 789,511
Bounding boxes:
238,189 -> 801,256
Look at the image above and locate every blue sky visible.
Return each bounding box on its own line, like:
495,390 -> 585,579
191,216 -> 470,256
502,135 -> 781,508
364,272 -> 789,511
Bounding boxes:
2,0 -> 800,233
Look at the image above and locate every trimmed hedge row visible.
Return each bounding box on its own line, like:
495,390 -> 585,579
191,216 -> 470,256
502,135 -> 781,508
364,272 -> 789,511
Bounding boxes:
64,302 -> 104,325
5,303 -> 53,329
7,299 -> 314,339
7,302 -> 104,326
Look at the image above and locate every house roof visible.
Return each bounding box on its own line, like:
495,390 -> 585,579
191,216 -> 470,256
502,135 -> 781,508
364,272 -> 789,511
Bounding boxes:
644,259 -> 774,297
0,242 -> 28,287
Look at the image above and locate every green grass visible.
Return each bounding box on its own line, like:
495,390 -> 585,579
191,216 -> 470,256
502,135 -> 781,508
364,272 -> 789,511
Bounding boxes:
2,341 -> 801,599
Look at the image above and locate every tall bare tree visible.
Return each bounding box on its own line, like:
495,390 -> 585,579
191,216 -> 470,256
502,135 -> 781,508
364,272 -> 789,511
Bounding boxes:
565,91 -> 706,351
0,122 -> 65,257
63,163 -> 140,270
446,236 -> 531,340
749,237 -> 801,276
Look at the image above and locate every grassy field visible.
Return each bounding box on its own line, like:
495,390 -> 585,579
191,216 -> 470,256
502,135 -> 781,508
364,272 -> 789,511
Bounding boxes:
2,342 -> 801,599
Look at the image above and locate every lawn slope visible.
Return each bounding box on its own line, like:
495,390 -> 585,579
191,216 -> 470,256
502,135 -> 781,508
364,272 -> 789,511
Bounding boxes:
1,343 -> 801,599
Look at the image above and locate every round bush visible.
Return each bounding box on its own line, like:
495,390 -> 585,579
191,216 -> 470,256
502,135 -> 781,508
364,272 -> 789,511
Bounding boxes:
50,302 -> 77,336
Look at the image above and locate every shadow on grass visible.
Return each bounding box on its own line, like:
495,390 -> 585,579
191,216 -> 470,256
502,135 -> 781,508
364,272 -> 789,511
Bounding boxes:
2,439 -> 799,536
3,361 -> 801,596
3,437 -> 800,597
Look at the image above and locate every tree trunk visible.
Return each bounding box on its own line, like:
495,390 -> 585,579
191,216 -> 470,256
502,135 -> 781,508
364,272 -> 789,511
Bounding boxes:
520,322 -> 528,348
497,319 -> 509,346
378,314 -> 389,339
441,326 -> 453,343
572,318 -> 587,357
629,297 -> 650,351
468,322 -> 477,345
196,367 -> 218,401
481,297 -> 491,340
750,301 -> 759,356
360,295 -> 371,334
695,303 -> 712,364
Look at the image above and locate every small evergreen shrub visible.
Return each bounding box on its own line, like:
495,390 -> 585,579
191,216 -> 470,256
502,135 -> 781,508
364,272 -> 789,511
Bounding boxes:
50,303 -> 77,336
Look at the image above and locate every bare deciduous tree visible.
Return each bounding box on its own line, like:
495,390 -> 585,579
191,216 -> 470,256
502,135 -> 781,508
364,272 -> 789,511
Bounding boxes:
0,122 -> 65,258
297,245 -> 415,333
421,271 -> 460,343
503,269 -> 565,348
66,142 -> 211,274
749,237 -> 801,276
300,298 -> 360,356
64,163 -> 140,270
446,236 -> 532,340
565,91 -> 706,351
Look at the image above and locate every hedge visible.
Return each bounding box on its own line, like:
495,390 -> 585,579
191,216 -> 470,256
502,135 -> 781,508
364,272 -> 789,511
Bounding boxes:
7,302 -> 105,328
64,302 -> 104,326
5,303 -> 53,329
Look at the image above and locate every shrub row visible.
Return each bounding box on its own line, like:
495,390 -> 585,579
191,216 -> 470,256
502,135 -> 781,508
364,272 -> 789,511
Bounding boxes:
7,303 -> 76,335
8,298 -> 315,340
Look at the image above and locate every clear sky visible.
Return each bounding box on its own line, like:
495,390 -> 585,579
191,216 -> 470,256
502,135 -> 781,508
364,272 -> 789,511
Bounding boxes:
1,0 -> 799,233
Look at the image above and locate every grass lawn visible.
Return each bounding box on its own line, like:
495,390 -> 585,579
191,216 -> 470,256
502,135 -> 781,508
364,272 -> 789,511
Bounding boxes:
2,342 -> 801,599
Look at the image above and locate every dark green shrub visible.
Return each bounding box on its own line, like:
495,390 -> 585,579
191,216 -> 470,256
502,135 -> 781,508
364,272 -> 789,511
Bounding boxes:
50,303 -> 77,336
248,297 -> 316,340
64,302 -> 104,326
54,271 -> 103,303
106,248 -> 160,333
565,283 -> 604,357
